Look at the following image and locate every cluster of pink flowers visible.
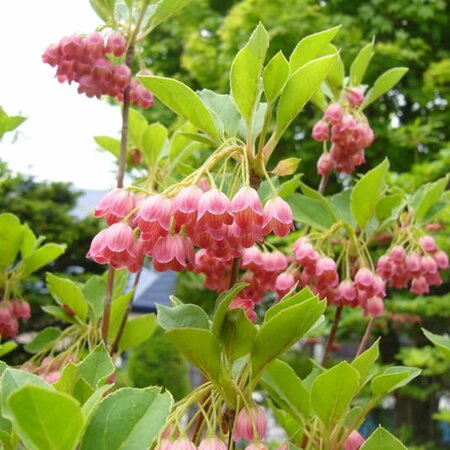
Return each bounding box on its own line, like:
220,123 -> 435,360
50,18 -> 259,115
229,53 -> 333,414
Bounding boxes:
88,186 -> 294,275
312,90 -> 374,175
0,300 -> 31,339
293,238 -> 386,317
159,406 -> 268,450
377,236 -> 448,295
23,356 -> 69,384
42,32 -> 153,108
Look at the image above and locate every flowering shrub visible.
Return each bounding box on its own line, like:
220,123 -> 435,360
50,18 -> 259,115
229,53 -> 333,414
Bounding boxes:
0,1 -> 448,449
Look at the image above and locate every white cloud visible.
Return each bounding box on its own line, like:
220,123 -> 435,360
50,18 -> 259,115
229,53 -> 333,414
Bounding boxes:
0,1 -> 123,189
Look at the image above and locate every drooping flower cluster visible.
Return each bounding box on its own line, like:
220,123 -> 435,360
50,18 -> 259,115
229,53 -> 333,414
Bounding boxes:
377,236 -> 448,295
88,186 -> 294,275
293,237 -> 386,317
42,32 -> 154,108
0,300 -> 31,339
23,356 -> 64,384
312,90 -> 374,175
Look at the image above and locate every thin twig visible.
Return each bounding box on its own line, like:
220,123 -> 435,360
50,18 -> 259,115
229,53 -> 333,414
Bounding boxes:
229,257 -> 241,289
318,173 -> 329,194
321,305 -> 343,366
355,316 -> 376,357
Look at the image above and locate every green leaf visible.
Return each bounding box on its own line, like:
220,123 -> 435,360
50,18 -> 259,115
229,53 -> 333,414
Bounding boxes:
24,327 -> 61,354
1,369 -> 52,420
20,243 -> 66,278
128,109 -> 148,150
362,67 -> 409,109
423,328 -> 450,360
94,136 -> 121,159
89,0 -> 115,22
351,338 -> 380,384
287,193 -> 335,230
166,328 -> 222,382
78,343 -> 115,389
361,426 -> 407,450
0,342 -> 17,358
219,309 -> 257,361
41,305 -> 76,324
351,158 -> 390,229
263,51 -> 289,102
9,385 -> 83,450
230,23 -> 269,127
145,0 -> 192,32
20,224 -> 37,259
80,387 -> 172,450
411,177 -> 448,222
0,213 -> 23,268
83,276 -> 106,324
271,158 -> 301,176
118,314 -> 157,352
289,26 -> 341,72
278,175 -> 302,199
139,76 -> 221,142
0,107 -> 26,139
350,41 -> 375,86
371,366 -> 421,396
376,194 -> 405,224
261,359 -> 311,420
326,49 -> 345,95
251,296 -> 326,378
211,283 -> 247,337
276,53 -> 338,140
265,287 -> 315,322
142,123 -> 168,166
311,362 -> 360,429
157,304 -> 210,330
330,190 -> 356,226
46,273 -> 89,322
107,290 -> 134,343
199,90 -> 241,138
300,182 -> 336,221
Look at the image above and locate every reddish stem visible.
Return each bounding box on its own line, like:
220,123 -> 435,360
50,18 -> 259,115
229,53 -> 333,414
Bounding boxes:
356,316 -> 376,357
321,305 -> 343,366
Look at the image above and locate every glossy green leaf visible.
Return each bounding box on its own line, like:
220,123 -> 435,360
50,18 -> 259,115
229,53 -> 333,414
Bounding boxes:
1,369 -> 52,420
376,194 -> 405,224
311,362 -> 360,429
287,193 -> 335,230
219,308 -> 257,361
20,243 -> 66,278
19,224 -> 37,259
326,49 -> 345,95
0,107 -> 26,139
276,53 -> 338,139
94,136 -> 120,159
139,76 -> 221,141
371,366 -> 421,396
361,426 -> 407,450
423,328 -> 450,360
89,0 -> 115,22
24,327 -> 61,354
212,283 -> 247,337
199,90 -> 241,138
142,123 -> 168,166
263,51 -> 289,102
166,328 -> 222,382
362,67 -> 409,109
107,290 -> 134,343
128,109 -> 148,150
80,387 -> 171,450
158,304 -> 210,330
78,343 -> 115,389
9,385 -> 83,450
265,287 -> 315,322
0,342 -> 17,358
300,182 -> 336,221
47,273 -> 88,322
83,275 -> 106,323
118,314 -> 157,352
230,23 -> 269,127
330,190 -> 356,226
261,359 -> 311,420
351,338 -> 380,384
289,26 -> 341,72
351,158 -> 389,229
251,297 -> 326,378
41,305 -> 76,324
350,41 -> 375,86
411,176 -> 448,222
145,0 -> 192,32
0,213 -> 23,267
278,174 -> 302,199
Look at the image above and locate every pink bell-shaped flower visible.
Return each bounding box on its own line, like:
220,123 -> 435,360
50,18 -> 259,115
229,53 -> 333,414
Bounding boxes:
262,196 -> 294,237
94,188 -> 136,225
136,194 -> 173,239
197,188 -> 234,229
233,406 -> 267,441
152,235 -> 193,272
173,186 -> 202,227
275,272 -> 296,297
231,187 -> 263,229
312,120 -> 329,142
345,88 -> 365,108
324,103 -> 344,125
419,235 -> 437,253
106,32 -> 126,57
198,437 -> 227,450
344,430 -> 365,450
